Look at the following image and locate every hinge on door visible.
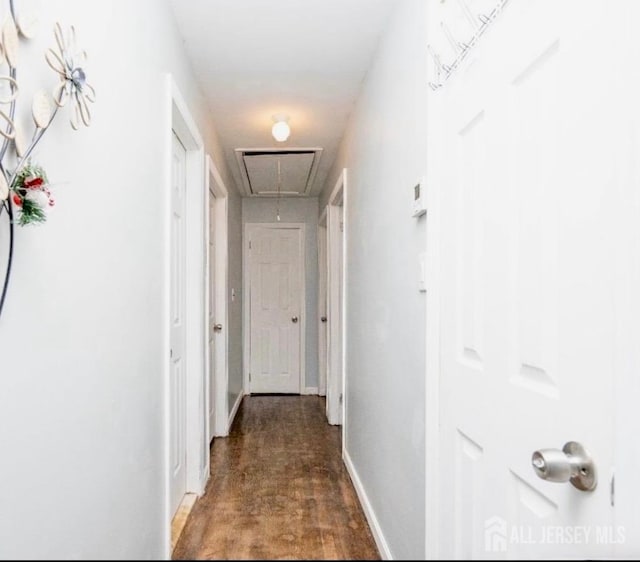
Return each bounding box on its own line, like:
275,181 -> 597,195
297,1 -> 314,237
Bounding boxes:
340,221 -> 344,233
610,472 -> 615,507
249,240 -> 252,249
339,393 -> 343,404
249,372 -> 252,382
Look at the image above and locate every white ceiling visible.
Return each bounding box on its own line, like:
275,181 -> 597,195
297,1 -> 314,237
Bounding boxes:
169,0 -> 397,196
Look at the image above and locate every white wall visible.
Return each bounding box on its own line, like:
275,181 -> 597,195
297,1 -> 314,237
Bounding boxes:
0,0 -> 238,558
242,197 -> 320,391
319,0 -> 427,558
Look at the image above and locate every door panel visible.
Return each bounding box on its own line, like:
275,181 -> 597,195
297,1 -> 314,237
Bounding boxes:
318,225 -> 328,396
208,192 -> 216,441
170,132 -> 187,517
248,226 -> 303,394
435,1 -> 635,558
326,202 -> 344,425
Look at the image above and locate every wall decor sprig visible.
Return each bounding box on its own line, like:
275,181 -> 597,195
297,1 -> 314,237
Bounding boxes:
428,0 -> 509,91
0,0 -> 95,320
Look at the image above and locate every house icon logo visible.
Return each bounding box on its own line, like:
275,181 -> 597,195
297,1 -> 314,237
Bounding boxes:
485,516 -> 507,552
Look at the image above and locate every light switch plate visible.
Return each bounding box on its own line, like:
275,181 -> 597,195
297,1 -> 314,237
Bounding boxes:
412,176 -> 427,217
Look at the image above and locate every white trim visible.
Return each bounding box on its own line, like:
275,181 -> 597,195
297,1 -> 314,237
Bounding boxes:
318,206 -> 329,398
164,75 -> 208,559
317,222 -> 328,397
227,391 -> 244,434
242,225 -> 249,393
301,387 -> 319,395
340,172 -> 348,449
327,167 -> 346,206
424,21 -> 442,554
318,206 -> 327,227
243,222 -> 307,394
174,84 -> 207,497
424,163 -> 441,559
206,155 -> 230,439
326,169 -> 347,430
343,448 -> 392,560
161,73 -> 172,561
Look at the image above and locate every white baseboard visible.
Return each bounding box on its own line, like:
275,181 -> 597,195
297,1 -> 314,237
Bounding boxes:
343,448 -> 392,560
301,386 -> 319,395
227,391 -> 244,433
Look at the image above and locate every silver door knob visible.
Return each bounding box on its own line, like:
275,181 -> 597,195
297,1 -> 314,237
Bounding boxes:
291,316 -> 299,323
213,323 -> 223,332
531,441 -> 596,491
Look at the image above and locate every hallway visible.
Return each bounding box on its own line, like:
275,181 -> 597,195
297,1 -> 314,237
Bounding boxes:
5,1 -> 640,560
173,396 -> 380,560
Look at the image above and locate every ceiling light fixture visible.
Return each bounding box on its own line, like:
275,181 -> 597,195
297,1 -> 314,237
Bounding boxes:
271,114 -> 290,142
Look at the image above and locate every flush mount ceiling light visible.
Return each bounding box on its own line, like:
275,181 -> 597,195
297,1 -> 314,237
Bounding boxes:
271,114 -> 290,142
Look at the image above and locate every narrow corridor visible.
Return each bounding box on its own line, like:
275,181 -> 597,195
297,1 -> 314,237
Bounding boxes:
172,396 -> 380,560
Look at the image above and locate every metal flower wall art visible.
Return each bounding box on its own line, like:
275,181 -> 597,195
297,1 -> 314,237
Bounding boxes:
0,3 -> 95,319
46,23 -> 96,130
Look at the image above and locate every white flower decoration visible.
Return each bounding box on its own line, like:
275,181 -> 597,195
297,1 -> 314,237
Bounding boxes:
45,23 -> 95,130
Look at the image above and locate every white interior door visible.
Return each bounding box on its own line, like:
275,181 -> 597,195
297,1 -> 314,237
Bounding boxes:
170,132 -> 187,517
326,200 -> 344,425
248,225 -> 303,394
435,1 -> 638,558
208,191 -> 216,442
318,223 -> 328,396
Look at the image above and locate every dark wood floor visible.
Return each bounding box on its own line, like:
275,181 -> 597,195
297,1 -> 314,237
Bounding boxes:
173,395 -> 380,560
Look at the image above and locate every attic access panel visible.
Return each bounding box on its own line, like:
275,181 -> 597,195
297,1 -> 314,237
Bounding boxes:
235,148 -> 323,196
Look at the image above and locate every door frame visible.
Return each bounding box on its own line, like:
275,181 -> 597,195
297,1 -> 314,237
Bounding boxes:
326,169 -> 347,436
424,85 -> 442,559
243,222 -> 307,394
163,76 -> 208,556
317,208 -> 328,397
424,0 -> 443,551
206,155 -> 229,438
